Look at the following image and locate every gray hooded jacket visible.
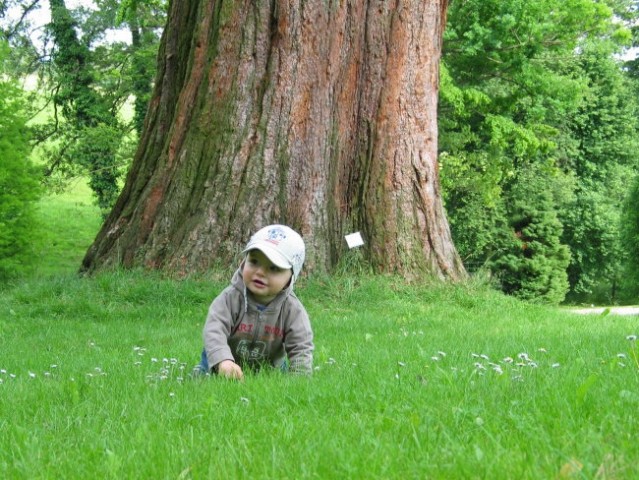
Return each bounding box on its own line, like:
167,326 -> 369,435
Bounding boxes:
203,269 -> 314,374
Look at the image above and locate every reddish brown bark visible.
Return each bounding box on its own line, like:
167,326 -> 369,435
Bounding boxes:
82,0 -> 466,280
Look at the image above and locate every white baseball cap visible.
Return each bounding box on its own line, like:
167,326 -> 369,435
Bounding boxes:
242,225 -> 306,282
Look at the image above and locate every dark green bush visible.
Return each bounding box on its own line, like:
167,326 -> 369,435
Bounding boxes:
490,166 -> 570,304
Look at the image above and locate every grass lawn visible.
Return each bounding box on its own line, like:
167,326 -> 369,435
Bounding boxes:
1,183 -> 638,479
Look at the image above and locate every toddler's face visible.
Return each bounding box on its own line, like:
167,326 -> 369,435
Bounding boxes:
242,250 -> 293,304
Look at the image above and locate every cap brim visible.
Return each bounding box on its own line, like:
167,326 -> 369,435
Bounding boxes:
243,242 -> 291,270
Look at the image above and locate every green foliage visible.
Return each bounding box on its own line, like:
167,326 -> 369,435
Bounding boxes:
0,42 -> 41,280
441,0 -> 639,303
490,166 -> 571,304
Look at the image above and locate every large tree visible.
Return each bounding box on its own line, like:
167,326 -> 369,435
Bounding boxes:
82,0 -> 465,280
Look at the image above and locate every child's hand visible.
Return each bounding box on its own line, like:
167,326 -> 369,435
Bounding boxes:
217,360 -> 244,380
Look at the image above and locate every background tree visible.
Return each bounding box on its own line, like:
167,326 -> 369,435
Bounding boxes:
82,0 -> 466,280
1,0 -> 166,214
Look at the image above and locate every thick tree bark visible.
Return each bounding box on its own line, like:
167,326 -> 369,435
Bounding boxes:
82,0 -> 466,280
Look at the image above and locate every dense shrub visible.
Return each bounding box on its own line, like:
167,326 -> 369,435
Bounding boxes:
0,43 -> 41,280
490,166 -> 570,304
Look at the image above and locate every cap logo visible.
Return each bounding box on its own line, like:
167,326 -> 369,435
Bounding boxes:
265,227 -> 287,245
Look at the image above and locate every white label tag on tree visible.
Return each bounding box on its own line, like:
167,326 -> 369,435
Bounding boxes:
345,232 -> 364,249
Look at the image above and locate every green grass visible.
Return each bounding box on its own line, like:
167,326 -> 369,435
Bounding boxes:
31,179 -> 102,276
1,184 -> 639,478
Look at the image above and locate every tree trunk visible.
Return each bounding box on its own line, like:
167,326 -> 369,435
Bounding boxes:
82,0 -> 466,280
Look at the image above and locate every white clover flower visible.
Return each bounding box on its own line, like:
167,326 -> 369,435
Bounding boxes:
551,363 -> 561,368
169,392 -> 175,397
626,335 -> 637,341
9,374 -> 16,379
28,371 -> 36,378
151,358 -> 159,363
240,397 -> 249,403
0,369 -> 6,374
438,351 -> 447,357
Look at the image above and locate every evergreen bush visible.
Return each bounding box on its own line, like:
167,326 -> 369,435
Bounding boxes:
490,166 -> 570,304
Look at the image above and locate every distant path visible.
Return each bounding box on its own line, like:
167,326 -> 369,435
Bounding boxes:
569,306 -> 639,316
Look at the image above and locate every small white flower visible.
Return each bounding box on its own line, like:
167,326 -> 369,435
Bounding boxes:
240,397 -> 249,403
431,356 -> 440,361
438,351 -> 447,357
151,358 -> 158,363
617,353 -> 627,359
518,353 -> 530,361
134,361 -> 142,366
492,366 -> 504,375
169,392 -> 176,398
480,354 -> 490,360
626,335 -> 637,341
395,373 -> 400,379
44,372 -> 51,377
28,371 -> 36,378
502,357 -> 514,364
50,364 -> 58,369
397,361 -> 406,367
327,358 -> 336,365
471,353 -> 480,358
528,362 -> 538,368
537,348 -> 547,353
0,369 -> 6,374
133,346 -> 141,351
474,362 -> 485,370
10,374 -> 16,379
551,363 -> 561,368
314,366 -> 321,371
618,362 -> 626,368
